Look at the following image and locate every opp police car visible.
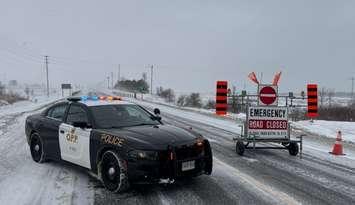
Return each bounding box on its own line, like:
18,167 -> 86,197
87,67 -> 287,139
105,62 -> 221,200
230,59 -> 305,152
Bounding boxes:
25,96 -> 213,192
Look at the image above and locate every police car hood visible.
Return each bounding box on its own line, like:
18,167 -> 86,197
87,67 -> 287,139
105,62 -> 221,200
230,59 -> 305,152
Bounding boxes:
100,124 -> 199,149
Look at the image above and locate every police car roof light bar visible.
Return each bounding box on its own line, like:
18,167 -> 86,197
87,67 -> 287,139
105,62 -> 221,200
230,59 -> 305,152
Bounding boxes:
67,96 -> 121,102
81,96 -> 89,101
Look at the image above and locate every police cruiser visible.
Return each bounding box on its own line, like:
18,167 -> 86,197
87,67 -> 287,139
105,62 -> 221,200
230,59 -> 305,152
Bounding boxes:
25,96 -> 213,192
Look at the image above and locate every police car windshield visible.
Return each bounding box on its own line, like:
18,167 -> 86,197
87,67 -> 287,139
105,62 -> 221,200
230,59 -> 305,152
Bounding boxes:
90,104 -> 159,129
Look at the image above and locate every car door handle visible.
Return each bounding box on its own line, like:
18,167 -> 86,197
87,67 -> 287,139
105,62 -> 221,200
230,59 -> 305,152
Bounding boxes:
60,130 -> 65,134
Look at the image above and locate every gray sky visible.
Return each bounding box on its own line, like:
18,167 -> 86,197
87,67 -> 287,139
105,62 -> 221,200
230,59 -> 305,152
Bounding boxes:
0,0 -> 354,93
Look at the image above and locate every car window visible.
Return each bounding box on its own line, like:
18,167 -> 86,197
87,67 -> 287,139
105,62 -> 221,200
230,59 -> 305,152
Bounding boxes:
90,104 -> 159,129
125,106 -> 152,121
66,105 -> 89,125
46,104 -> 67,121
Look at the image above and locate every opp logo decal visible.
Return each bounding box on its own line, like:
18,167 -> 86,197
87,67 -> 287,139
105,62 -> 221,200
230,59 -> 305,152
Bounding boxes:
101,134 -> 125,146
66,128 -> 78,143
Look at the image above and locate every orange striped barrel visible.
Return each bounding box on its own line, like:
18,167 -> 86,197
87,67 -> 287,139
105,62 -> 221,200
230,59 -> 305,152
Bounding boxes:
307,84 -> 318,118
216,81 -> 228,115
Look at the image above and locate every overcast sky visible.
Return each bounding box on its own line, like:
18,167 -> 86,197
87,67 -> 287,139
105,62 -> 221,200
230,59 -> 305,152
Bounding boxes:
0,0 -> 354,94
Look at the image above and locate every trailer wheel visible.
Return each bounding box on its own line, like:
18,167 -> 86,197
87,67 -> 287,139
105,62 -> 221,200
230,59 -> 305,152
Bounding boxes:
236,141 -> 245,156
288,142 -> 299,156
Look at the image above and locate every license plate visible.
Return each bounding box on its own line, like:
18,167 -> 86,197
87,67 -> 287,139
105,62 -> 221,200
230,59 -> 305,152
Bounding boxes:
181,160 -> 195,171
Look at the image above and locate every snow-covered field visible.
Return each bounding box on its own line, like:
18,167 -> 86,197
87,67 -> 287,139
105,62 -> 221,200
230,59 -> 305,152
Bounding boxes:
0,94 -> 62,116
293,120 -> 355,144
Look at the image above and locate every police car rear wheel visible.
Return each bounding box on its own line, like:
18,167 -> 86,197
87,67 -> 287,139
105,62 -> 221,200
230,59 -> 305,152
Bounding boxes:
30,133 -> 45,163
100,150 -> 129,193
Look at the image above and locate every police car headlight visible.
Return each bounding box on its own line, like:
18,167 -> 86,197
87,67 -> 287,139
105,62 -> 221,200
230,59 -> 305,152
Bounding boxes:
128,150 -> 158,161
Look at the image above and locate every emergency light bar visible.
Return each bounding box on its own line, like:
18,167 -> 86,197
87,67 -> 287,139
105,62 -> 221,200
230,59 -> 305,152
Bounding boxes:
67,96 -> 122,102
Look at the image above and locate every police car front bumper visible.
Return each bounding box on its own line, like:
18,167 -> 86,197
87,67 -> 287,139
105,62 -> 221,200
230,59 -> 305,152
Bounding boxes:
127,141 -> 213,184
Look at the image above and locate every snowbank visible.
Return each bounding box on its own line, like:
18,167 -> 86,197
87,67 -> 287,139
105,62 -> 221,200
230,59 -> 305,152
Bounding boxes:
293,120 -> 355,144
0,94 -> 63,117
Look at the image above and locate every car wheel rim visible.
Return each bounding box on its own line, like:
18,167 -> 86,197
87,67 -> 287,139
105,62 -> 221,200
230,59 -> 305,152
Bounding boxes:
34,144 -> 40,152
31,136 -> 42,162
102,152 -> 121,191
108,167 -> 116,180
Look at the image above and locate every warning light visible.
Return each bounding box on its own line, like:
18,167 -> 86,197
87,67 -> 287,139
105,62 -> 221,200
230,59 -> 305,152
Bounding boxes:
90,96 -> 99,100
81,96 -> 88,101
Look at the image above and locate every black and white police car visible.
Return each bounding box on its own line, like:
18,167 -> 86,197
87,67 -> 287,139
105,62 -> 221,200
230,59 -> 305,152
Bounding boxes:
25,96 -> 213,192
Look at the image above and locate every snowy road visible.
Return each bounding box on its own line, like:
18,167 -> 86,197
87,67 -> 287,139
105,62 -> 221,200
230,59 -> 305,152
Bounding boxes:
1,97 -> 355,205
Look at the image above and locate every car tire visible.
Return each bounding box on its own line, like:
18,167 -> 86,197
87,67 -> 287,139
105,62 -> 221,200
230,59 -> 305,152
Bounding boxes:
288,142 -> 299,156
99,150 -> 129,193
30,132 -> 45,163
236,141 -> 245,156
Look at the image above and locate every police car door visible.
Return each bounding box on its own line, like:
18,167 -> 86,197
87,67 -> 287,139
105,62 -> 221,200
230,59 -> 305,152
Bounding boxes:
58,104 -> 91,169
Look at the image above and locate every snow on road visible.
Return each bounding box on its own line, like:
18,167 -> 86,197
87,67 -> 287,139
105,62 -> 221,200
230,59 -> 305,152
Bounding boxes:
0,95 -> 94,205
213,157 -> 300,205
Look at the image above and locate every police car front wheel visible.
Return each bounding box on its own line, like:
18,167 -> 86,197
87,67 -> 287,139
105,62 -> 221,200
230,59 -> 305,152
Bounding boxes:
99,150 -> 129,193
30,133 -> 45,163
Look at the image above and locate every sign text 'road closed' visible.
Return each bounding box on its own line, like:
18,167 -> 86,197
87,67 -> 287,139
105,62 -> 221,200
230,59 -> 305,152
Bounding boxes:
248,106 -> 288,139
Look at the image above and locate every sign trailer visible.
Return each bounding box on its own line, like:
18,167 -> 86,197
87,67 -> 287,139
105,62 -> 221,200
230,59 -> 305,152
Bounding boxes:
233,84 -> 304,157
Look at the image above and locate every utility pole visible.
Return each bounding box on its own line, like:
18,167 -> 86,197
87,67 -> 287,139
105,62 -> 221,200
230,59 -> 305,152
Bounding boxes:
45,56 -> 49,97
118,64 -> 121,82
351,76 -> 354,100
150,65 -> 153,95
111,72 -> 114,89
107,76 -> 110,89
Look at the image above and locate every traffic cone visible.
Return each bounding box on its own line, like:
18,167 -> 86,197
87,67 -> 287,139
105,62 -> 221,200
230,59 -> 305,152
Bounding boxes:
330,131 -> 345,155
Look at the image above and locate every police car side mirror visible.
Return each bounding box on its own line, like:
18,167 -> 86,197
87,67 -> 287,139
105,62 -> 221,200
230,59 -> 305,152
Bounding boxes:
152,116 -> 162,121
153,108 -> 161,116
72,121 -> 91,129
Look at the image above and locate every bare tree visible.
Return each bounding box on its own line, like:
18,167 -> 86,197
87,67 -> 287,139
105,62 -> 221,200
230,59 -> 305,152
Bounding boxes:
177,95 -> 186,106
185,93 -> 202,108
327,88 -> 335,108
142,72 -> 147,82
204,99 -> 215,109
0,83 -> 4,96
319,87 -> 327,108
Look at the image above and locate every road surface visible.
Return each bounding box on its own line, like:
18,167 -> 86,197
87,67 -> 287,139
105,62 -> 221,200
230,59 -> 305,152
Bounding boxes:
0,97 -> 355,205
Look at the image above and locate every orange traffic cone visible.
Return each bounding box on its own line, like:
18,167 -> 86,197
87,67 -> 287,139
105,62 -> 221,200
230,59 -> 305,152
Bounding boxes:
330,131 -> 345,155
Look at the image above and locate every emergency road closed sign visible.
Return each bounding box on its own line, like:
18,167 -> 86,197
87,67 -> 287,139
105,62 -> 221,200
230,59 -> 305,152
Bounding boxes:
247,106 -> 288,139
